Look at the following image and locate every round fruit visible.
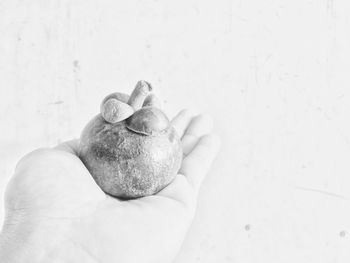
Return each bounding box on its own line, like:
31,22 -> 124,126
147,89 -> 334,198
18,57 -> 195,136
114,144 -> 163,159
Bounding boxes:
78,81 -> 182,199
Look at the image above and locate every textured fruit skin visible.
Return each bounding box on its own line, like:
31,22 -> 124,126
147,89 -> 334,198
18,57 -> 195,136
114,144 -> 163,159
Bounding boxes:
78,114 -> 183,199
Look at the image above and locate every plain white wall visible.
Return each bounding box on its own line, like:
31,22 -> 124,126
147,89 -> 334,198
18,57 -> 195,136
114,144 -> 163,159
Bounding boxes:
1,1 -> 350,262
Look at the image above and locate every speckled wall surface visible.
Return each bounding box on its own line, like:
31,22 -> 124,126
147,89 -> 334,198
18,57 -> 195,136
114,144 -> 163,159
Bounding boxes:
1,1 -> 350,262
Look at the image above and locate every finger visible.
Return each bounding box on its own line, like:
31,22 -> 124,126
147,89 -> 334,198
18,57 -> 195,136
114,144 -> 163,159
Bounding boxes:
180,134 -> 221,191
181,114 -> 213,156
170,109 -> 196,138
54,139 -> 80,156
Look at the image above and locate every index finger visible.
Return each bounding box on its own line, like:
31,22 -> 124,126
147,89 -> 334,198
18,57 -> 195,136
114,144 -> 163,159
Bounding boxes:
171,109 -> 196,138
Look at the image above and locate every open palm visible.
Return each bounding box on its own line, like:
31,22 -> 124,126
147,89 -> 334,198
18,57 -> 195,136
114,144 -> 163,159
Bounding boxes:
1,109 -> 220,263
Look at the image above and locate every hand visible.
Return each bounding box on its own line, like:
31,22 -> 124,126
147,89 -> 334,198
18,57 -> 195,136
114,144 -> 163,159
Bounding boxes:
0,110 -> 220,263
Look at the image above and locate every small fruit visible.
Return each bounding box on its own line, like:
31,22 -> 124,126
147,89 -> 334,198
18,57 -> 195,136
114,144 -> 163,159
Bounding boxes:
78,81 -> 182,199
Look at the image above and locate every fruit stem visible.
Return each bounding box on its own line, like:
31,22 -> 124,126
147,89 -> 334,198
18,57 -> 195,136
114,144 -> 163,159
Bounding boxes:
128,80 -> 152,110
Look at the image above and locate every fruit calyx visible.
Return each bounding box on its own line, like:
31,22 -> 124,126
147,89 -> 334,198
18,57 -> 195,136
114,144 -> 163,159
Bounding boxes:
126,107 -> 170,136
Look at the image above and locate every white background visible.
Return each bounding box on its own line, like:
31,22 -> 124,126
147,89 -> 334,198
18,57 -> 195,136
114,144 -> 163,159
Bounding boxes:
1,1 -> 350,262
